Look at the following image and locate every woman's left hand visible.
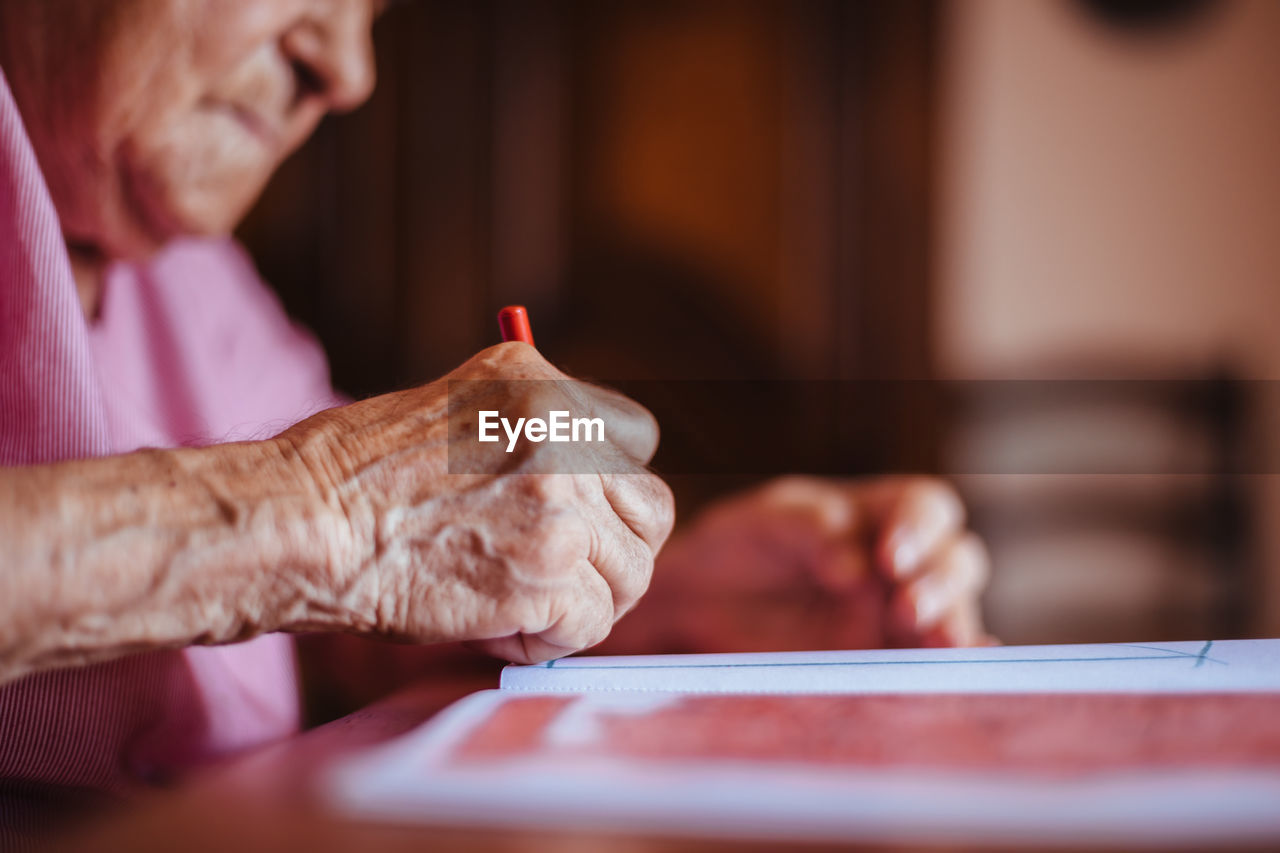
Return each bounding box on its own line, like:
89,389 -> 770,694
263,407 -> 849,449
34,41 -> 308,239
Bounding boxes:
605,476 -> 994,654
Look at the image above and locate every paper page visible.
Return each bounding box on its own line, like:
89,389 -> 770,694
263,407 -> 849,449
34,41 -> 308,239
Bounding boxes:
329,639 -> 1280,845
500,638 -> 1280,693
329,685 -> 1280,845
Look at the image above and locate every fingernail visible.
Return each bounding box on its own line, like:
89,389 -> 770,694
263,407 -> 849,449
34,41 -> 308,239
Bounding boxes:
914,588 -> 947,627
892,536 -> 920,577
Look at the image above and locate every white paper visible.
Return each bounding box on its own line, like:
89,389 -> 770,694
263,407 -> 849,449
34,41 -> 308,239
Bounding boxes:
500,638 -> 1280,694
329,687 -> 1280,845
328,639 -> 1280,845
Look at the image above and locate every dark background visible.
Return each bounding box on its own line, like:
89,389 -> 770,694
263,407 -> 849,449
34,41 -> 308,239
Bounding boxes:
238,0 -> 1275,645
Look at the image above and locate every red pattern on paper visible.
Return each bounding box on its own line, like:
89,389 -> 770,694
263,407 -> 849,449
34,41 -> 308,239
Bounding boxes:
451,693 -> 1280,776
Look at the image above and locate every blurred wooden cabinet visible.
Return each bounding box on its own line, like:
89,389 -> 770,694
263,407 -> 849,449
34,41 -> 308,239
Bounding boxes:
237,0 -> 1261,643
239,0 -> 938,393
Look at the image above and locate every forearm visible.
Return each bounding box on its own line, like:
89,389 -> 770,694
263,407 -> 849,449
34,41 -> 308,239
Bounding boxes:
0,439 -> 341,684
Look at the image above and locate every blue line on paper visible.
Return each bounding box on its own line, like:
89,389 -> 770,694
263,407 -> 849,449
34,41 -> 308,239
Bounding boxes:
1114,643 -> 1221,662
540,649 -> 1227,673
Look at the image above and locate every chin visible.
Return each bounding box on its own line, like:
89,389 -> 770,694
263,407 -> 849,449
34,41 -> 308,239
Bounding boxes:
121,174 -> 269,258
113,137 -> 275,254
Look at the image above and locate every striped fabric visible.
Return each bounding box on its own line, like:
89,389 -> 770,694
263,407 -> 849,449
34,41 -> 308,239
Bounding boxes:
0,72 -> 110,464
0,66 -> 342,838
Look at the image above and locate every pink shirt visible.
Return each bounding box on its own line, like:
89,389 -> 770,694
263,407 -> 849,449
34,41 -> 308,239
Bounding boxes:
0,64 -> 340,811
1,242 -> 341,795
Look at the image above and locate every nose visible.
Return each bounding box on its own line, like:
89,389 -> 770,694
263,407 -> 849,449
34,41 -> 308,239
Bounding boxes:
281,0 -> 377,113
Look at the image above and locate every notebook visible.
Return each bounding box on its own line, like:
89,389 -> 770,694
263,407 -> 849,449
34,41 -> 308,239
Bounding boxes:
328,639 -> 1280,845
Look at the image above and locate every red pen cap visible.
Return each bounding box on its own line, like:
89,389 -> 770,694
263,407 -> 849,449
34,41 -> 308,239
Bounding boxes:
498,305 -> 535,346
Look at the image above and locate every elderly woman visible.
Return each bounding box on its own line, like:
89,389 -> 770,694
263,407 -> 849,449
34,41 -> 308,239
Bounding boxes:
0,0 -> 990,826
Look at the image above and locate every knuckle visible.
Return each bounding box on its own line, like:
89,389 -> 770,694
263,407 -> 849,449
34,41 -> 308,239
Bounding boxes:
501,476 -> 591,579
584,385 -> 661,460
591,384 -> 652,422
467,342 -> 560,380
611,537 -> 656,611
651,476 -> 677,544
756,476 -> 844,514
527,519 -> 587,578
745,476 -> 853,534
608,471 -> 676,551
924,533 -> 989,593
762,475 -> 825,497
628,399 -> 661,441
568,575 -> 617,648
905,476 -> 964,518
519,471 -> 573,507
582,609 -> 614,649
954,532 -> 991,587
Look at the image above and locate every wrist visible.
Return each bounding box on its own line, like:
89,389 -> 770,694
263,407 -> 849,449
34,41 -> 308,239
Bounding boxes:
145,438 -> 355,640
271,391 -> 453,636
0,439 -> 357,681
244,434 -> 369,635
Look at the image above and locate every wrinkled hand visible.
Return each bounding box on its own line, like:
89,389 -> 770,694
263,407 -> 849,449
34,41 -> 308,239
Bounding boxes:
279,343 -> 675,663
608,476 -> 991,654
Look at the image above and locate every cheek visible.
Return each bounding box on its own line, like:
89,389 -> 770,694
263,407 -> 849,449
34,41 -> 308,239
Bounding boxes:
123,108 -> 280,238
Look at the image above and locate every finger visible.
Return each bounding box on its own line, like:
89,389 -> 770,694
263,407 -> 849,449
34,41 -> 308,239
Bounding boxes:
749,476 -> 858,535
917,600 -> 990,648
589,491 -> 659,619
581,383 -> 662,464
529,559 -> 617,654
868,478 -> 966,580
599,470 -> 677,556
462,341 -> 567,381
811,541 -> 872,593
735,476 -> 859,554
888,532 -> 989,636
473,559 -> 616,663
745,477 -> 964,581
827,578 -> 893,649
714,477 -> 864,592
468,635 -> 570,665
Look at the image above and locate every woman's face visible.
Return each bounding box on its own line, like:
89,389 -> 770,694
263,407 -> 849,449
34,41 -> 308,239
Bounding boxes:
0,0 -> 381,260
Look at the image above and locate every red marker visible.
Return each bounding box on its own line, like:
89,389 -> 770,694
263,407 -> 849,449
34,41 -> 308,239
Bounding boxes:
498,305 -> 535,346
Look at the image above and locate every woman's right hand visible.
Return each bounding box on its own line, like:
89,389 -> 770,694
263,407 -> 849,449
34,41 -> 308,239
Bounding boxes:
278,343 -> 675,663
